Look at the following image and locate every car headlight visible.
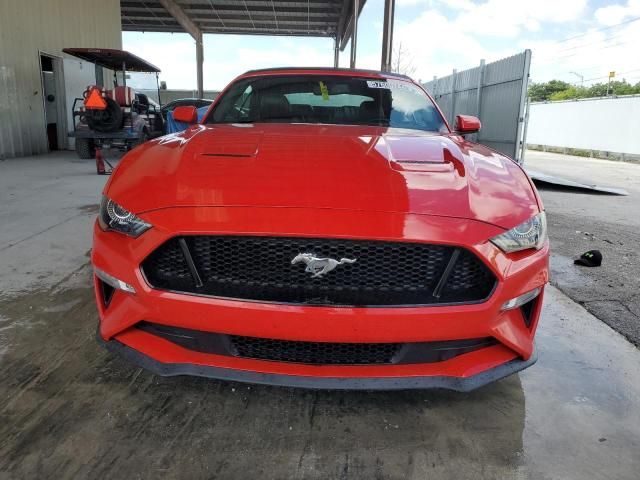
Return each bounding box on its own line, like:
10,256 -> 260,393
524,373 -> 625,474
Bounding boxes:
490,212 -> 547,253
98,196 -> 151,237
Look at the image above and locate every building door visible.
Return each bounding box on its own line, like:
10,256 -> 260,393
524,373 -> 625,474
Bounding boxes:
63,58 -> 97,150
39,53 -> 67,151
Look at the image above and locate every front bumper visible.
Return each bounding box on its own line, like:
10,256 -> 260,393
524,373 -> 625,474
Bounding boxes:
92,206 -> 549,391
97,328 -> 537,391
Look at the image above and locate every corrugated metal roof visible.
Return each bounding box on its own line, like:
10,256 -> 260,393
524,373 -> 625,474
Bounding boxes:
120,0 -> 365,40
62,48 -> 161,72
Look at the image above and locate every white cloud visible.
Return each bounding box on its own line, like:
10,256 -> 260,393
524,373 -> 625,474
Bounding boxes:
453,0 -> 587,37
391,8 -> 512,80
204,43 -> 333,88
395,0 -> 429,5
435,0 -> 475,10
385,0 -> 591,81
123,33 -> 197,89
389,0 -> 640,85
122,0 -> 640,91
526,20 -> 640,84
594,0 -> 640,26
123,32 -> 334,89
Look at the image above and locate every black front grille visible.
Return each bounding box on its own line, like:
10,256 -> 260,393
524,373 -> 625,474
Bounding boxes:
141,236 -> 496,306
231,336 -> 401,365
137,322 -> 497,366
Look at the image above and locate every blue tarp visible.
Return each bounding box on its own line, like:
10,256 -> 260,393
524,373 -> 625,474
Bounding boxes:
165,106 -> 210,134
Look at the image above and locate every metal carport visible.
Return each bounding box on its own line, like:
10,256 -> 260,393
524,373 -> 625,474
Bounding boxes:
120,0 -> 396,97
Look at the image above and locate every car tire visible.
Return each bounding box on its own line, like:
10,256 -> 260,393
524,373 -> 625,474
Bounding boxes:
75,138 -> 96,159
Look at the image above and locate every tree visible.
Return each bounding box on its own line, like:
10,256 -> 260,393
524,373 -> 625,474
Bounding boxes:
548,85 -> 588,101
529,79 -> 640,101
528,80 -> 572,101
607,80 -> 639,95
391,42 -> 417,77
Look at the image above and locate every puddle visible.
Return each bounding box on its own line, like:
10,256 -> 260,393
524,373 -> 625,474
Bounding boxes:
41,298 -> 83,313
0,264 -> 529,478
77,204 -> 100,214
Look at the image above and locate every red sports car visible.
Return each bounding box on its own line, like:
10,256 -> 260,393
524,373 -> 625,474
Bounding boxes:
93,68 -> 548,391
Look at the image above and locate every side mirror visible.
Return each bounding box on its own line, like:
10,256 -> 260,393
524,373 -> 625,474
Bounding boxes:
173,105 -> 198,124
455,115 -> 481,134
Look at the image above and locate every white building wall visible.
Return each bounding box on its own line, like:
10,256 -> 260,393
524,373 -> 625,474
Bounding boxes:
527,95 -> 640,155
0,0 -> 121,159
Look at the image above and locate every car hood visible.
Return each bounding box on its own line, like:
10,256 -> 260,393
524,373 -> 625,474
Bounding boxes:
107,123 -> 539,230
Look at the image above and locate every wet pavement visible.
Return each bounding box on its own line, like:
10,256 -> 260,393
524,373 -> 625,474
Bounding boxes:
1,152 -> 639,479
1,267 -> 639,479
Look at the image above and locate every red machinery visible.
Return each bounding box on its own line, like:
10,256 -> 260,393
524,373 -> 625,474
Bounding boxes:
63,48 -> 164,160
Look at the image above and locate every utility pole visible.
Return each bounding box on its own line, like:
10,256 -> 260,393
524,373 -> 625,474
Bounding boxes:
569,71 -> 584,86
608,71 -> 615,96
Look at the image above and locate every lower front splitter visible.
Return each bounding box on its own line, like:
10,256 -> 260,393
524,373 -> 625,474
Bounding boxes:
97,329 -> 537,392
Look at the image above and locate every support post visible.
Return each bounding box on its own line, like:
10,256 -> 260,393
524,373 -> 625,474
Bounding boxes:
155,72 -> 163,107
474,59 -> 485,142
475,59 -> 485,118
380,0 -> 395,71
350,0 -> 359,68
196,32 -> 204,99
449,69 -> 457,126
333,37 -> 340,68
520,98 -> 530,164
158,0 -> 204,98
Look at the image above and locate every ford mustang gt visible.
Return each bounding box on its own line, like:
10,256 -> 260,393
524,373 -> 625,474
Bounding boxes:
93,67 -> 548,391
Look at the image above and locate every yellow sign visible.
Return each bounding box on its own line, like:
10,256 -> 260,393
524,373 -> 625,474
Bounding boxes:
609,71 -> 616,78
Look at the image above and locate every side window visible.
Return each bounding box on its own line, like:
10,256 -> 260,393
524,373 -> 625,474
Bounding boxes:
217,85 -> 254,122
411,107 -> 438,130
230,85 -> 253,121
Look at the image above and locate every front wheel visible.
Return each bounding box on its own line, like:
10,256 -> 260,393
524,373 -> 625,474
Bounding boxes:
75,138 -> 96,159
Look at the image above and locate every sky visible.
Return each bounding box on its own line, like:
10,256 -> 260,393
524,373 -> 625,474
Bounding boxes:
122,0 -> 640,90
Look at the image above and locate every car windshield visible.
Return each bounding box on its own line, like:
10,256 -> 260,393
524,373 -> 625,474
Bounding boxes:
205,75 -> 448,133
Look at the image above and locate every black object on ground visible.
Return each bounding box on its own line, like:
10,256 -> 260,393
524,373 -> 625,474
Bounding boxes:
574,250 -> 602,267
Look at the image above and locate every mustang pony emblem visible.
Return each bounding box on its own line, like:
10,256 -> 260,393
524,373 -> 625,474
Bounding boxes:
291,253 -> 357,278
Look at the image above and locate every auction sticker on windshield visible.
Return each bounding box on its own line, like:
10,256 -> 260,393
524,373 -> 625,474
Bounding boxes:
366,80 -> 412,90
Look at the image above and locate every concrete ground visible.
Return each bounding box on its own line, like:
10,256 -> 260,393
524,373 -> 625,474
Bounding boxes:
524,151 -> 640,347
1,151 -> 639,479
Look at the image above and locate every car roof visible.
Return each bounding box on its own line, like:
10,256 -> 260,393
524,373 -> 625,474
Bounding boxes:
240,67 -> 412,81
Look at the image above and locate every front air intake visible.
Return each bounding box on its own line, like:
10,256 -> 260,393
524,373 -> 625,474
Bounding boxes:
141,236 -> 496,306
